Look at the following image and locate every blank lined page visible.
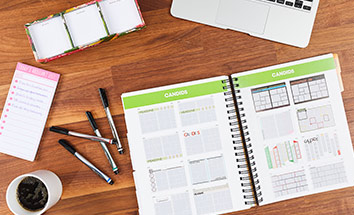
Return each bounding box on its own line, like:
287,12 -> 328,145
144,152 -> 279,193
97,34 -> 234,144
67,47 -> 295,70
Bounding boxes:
99,0 -> 143,34
0,63 -> 60,161
64,4 -> 108,47
28,16 -> 73,59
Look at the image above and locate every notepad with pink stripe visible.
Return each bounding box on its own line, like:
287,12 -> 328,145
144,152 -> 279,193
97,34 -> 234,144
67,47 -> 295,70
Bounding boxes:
0,63 -> 60,161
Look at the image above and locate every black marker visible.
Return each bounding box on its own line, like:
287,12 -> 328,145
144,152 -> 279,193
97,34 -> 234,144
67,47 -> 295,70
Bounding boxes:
50,126 -> 117,145
86,111 -> 119,174
58,139 -> 113,185
99,88 -> 124,154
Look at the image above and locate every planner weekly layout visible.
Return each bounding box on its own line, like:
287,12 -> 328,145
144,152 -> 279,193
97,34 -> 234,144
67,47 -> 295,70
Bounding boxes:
0,63 -> 60,161
122,54 -> 354,215
231,53 -> 354,205
122,76 -> 252,215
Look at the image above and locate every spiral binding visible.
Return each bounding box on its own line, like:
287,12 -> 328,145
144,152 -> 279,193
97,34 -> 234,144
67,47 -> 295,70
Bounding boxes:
222,77 -> 263,206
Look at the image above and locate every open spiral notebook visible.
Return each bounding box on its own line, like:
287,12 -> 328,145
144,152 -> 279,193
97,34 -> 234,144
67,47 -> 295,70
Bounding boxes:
122,54 -> 354,215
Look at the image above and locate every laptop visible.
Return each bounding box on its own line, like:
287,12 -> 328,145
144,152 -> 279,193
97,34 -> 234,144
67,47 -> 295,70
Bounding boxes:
171,0 -> 319,48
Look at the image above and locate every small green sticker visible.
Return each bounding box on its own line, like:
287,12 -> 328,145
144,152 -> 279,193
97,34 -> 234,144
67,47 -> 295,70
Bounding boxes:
265,147 -> 273,169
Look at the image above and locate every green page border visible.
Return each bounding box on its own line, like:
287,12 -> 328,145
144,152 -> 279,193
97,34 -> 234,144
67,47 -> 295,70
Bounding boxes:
123,80 -> 227,109
235,57 -> 336,89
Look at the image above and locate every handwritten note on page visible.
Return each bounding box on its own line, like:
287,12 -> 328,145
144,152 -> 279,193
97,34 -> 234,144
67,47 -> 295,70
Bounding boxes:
0,63 -> 60,161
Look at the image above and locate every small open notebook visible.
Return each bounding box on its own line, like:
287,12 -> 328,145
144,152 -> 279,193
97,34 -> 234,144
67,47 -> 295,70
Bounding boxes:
122,54 -> 354,215
25,0 -> 145,62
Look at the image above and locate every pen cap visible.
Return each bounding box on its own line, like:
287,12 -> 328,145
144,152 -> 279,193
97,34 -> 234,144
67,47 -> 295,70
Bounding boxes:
98,88 -> 109,108
85,111 -> 98,130
58,139 -> 76,155
49,126 -> 69,135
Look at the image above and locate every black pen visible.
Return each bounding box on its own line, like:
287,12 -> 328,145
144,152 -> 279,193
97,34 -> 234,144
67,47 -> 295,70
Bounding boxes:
86,111 -> 119,175
58,139 -> 114,185
99,88 -> 124,154
50,126 -> 117,145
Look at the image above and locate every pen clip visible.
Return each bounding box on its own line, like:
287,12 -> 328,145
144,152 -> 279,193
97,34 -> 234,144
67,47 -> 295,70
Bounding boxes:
86,111 -> 98,130
99,88 -> 109,108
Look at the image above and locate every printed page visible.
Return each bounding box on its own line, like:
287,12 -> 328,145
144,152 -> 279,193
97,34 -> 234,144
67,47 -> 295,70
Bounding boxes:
0,63 -> 60,161
64,4 -> 108,47
122,76 -> 251,215
231,54 -> 354,205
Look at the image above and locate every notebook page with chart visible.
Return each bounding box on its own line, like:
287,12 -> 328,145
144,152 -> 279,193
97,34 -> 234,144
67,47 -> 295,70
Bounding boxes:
231,54 -> 354,205
122,76 -> 253,215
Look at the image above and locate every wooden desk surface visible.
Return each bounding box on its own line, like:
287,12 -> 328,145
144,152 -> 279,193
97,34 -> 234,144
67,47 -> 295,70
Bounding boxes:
1,0 -> 354,214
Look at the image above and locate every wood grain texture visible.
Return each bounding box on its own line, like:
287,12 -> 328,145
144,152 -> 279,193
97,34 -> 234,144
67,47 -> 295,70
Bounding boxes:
0,0 -> 354,214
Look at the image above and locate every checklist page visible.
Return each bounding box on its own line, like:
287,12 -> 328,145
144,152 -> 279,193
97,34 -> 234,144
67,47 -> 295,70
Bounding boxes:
0,63 -> 60,161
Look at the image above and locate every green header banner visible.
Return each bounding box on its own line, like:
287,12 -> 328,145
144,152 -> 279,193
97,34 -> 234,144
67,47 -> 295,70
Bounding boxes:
123,80 -> 226,109
236,57 -> 336,89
